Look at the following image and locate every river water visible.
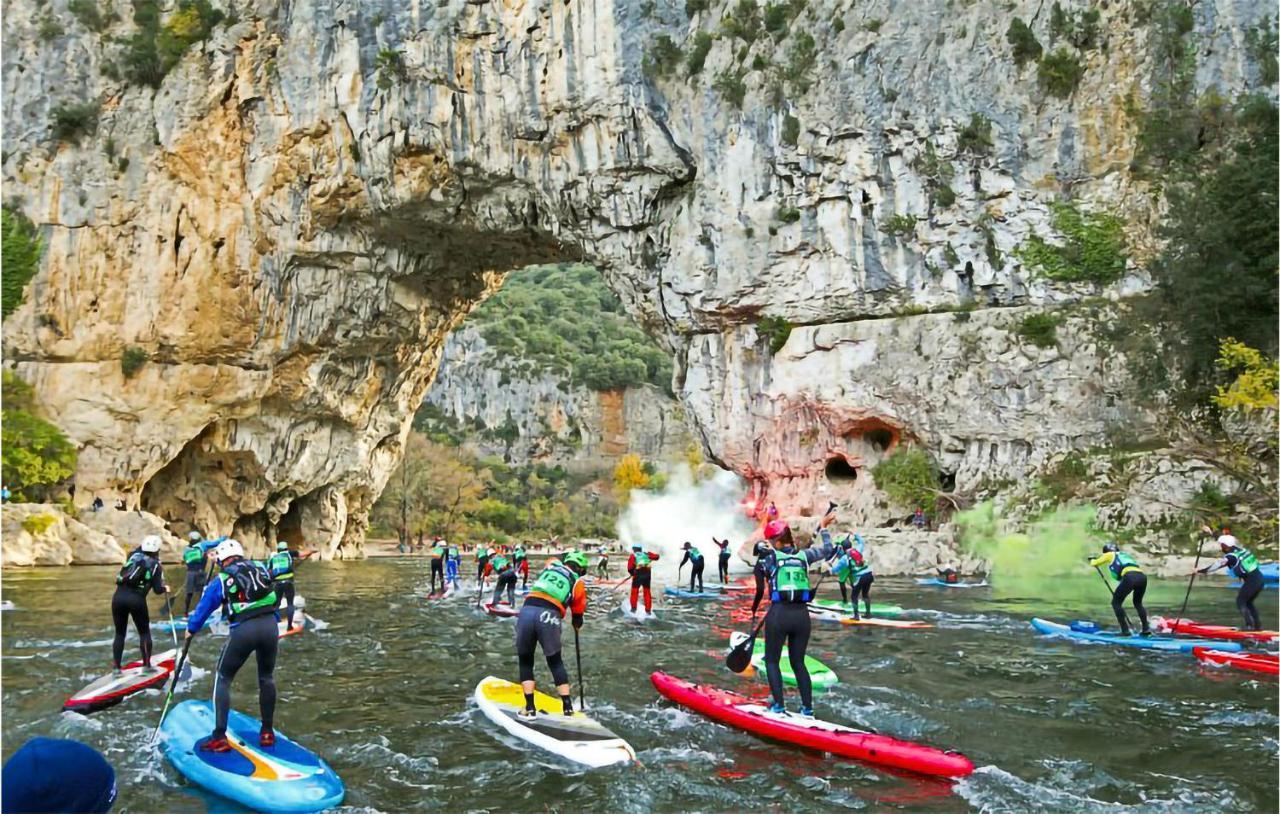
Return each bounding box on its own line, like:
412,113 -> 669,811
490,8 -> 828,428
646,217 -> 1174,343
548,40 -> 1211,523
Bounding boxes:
2,559 -> 1276,812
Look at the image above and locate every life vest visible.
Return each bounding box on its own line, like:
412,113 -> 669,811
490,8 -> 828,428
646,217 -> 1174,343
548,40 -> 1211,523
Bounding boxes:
431,544 -> 446,559
513,548 -> 526,562
530,562 -> 578,614
1227,546 -> 1259,578
1109,551 -> 1142,580
117,551 -> 156,591
491,555 -> 511,573
269,551 -> 294,581
771,552 -> 811,602
447,545 -> 459,560
183,545 -> 205,568
219,559 -> 278,623
686,548 -> 704,563
633,551 -> 651,569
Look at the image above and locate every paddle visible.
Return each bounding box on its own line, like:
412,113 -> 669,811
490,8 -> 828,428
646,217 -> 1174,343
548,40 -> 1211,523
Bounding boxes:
163,590 -> 180,650
1173,529 -> 1209,629
574,625 -> 586,711
475,576 -> 487,609
1093,565 -> 1133,632
151,634 -> 195,745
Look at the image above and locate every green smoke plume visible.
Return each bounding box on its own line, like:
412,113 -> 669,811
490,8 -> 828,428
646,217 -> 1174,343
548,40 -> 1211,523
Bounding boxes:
956,501 -> 1105,600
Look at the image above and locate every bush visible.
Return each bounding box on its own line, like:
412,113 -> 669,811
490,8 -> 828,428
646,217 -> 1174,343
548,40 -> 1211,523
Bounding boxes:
764,2 -> 789,35
781,113 -> 800,146
2,208 -> 41,318
872,447 -> 944,513
880,213 -> 916,237
375,48 -> 407,90
645,35 -> 682,80
1246,18 -> 1278,86
833,16 -> 845,33
21,514 -> 58,536
686,0 -> 710,17
721,0 -> 762,44
864,19 -> 883,33
2,373 -> 77,503
1015,313 -> 1063,348
714,67 -> 748,108
121,346 -> 149,378
933,185 -> 956,207
69,0 -> 104,31
122,0 -> 224,87
51,102 -> 99,143
776,206 -> 801,224
1038,48 -> 1084,97
757,315 -> 792,354
38,15 -> 64,41
1015,202 -> 1127,284
957,112 -> 994,155
783,31 -> 816,92
687,32 -> 714,77
1049,2 -> 1100,50
1006,18 -> 1042,67
1212,338 -> 1278,411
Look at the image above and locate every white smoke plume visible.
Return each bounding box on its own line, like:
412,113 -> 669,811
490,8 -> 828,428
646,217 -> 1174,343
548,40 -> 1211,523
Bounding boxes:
615,466 -> 757,581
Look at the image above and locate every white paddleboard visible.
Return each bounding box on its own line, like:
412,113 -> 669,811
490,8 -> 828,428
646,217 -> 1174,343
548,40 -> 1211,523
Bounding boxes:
473,676 -> 635,768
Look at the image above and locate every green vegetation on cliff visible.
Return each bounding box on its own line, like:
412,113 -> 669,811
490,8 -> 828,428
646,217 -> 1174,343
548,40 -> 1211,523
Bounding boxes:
2,208 -> 41,318
1,372 -> 77,502
473,264 -> 673,393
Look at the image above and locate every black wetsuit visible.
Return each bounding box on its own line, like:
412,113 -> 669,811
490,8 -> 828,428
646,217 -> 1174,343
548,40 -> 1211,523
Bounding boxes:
111,550 -> 166,669
717,541 -> 731,583
492,566 -> 518,606
750,542 -> 771,615
680,549 -> 705,592
1112,571 -> 1150,635
515,598 -> 569,685
759,531 -> 834,710
182,546 -> 209,615
1236,568 -> 1265,630
269,549 -> 302,629
214,615 -> 278,738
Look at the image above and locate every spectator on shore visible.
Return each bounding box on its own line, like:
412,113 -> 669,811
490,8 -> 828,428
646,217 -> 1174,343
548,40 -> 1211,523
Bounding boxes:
912,507 -> 928,530
1,484 -> 9,502
92,496 -> 104,512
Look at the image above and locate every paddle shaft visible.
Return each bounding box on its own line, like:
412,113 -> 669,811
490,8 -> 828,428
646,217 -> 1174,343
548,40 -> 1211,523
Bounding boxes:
163,590 -> 179,649
151,634 -> 194,745
574,625 -> 585,711
1173,536 -> 1206,628
1094,566 -> 1133,630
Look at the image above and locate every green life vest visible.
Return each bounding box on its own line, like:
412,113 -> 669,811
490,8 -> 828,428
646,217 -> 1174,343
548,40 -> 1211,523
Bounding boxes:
447,545 -> 459,559
686,548 -> 703,563
491,555 -> 510,572
219,560 -> 278,622
116,551 -> 155,591
432,544 -> 446,558
633,551 -> 651,569
772,552 -> 811,601
531,562 -> 577,605
1229,546 -> 1259,577
1109,551 -> 1142,580
183,546 -> 205,565
269,551 -> 294,581
514,548 -> 526,562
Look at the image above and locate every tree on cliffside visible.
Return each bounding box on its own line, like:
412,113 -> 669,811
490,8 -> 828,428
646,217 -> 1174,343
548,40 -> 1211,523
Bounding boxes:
1,372 -> 77,502
612,454 -> 652,504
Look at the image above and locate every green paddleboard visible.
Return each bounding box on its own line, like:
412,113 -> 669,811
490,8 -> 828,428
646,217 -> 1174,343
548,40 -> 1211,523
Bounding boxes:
728,632 -> 839,688
810,598 -> 904,617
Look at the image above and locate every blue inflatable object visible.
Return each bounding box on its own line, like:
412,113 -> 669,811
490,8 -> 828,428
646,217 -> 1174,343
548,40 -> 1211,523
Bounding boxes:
160,701 -> 344,813
1030,618 -> 1244,652
663,588 -> 726,599
916,578 -> 988,588
1262,562 -> 1279,583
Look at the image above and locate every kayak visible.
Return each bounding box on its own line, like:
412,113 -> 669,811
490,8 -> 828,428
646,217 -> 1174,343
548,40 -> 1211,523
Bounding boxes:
160,700 -> 344,812
663,588 -> 726,599
811,598 -> 904,615
473,676 -> 636,768
1030,618 -> 1244,652
63,648 -> 178,714
1151,616 -> 1278,643
1193,647 -> 1279,676
727,632 -> 838,688
483,602 -> 520,618
650,672 -> 973,778
916,578 -> 987,588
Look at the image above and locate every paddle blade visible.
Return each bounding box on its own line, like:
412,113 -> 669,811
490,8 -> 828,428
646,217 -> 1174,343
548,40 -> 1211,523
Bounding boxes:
725,641 -> 753,673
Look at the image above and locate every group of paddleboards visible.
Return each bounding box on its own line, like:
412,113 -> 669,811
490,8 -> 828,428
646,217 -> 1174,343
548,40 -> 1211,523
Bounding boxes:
60,533 -> 341,812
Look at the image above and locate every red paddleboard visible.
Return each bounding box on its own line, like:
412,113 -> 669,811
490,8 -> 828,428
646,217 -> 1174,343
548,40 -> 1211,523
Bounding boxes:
650,672 -> 974,778
63,649 -> 178,714
1152,616 -> 1278,643
1193,647 -> 1279,676
484,602 -> 520,618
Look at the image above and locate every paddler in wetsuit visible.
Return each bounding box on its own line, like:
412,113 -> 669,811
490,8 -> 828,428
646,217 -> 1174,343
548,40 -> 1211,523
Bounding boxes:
182,531 -> 221,615
627,543 -> 662,614
487,551 -> 518,607
513,551 -> 590,719
111,535 -> 170,674
1089,542 -> 1151,636
714,537 -> 731,584
679,542 -> 706,592
476,544 -> 491,587
445,542 -> 462,592
1196,528 -> 1265,630
268,540 -> 312,631
596,548 -> 610,578
187,539 -> 280,751
760,515 -> 835,716
429,537 -> 447,595
828,533 -> 868,610
513,544 -> 529,590
749,502 -> 781,616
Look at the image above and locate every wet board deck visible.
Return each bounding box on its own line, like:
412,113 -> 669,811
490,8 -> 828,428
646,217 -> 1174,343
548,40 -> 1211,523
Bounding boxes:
473,676 -> 635,768
728,632 -> 838,688
63,648 -> 178,714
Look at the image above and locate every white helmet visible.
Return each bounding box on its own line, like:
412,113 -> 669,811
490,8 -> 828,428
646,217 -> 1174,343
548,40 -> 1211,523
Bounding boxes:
212,538 -> 245,562
187,531 -> 201,542
139,535 -> 162,554
1217,534 -> 1239,549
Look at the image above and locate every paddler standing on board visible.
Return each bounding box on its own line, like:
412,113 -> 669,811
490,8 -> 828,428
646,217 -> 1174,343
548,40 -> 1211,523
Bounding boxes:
1196,526 -> 1265,630
428,537 -> 447,595
1088,542 -> 1152,637
679,542 -> 706,593
760,513 -> 836,716
513,551 -> 590,719
445,541 -> 462,592
626,543 -> 662,614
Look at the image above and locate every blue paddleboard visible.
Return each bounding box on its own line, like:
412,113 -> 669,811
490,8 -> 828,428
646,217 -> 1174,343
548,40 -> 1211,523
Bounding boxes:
160,701 -> 344,812
916,578 -> 988,588
663,588 -> 725,599
1030,618 -> 1244,653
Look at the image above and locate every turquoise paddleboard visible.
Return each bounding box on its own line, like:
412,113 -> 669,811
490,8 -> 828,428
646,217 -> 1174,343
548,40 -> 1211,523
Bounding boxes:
1030,618 -> 1244,653
160,701 -> 344,813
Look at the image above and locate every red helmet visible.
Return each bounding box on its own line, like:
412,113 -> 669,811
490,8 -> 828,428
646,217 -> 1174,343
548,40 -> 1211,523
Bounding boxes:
851,550 -> 865,566
764,520 -> 789,540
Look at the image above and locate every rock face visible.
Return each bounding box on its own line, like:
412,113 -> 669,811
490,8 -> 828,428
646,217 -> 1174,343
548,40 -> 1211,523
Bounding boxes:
424,324 -> 692,466
0,503 -> 183,566
2,1 -> 1271,549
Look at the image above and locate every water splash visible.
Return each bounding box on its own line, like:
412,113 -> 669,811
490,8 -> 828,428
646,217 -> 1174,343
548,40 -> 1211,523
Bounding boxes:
955,502 -> 1105,600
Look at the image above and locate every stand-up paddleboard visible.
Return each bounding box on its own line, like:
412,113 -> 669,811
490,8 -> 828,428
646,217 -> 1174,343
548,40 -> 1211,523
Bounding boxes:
727,632 -> 838,688
837,616 -> 932,630
1030,618 -> 1244,652
1151,616 -> 1279,643
484,602 -> 520,618
707,583 -> 750,592
63,649 -> 178,714
208,613 -> 309,639
650,672 -> 973,778
160,700 -> 344,812
663,588 -> 726,600
1193,647 -> 1279,676
808,600 -> 906,621
473,676 -> 636,768
618,598 -> 659,622
916,578 -> 988,588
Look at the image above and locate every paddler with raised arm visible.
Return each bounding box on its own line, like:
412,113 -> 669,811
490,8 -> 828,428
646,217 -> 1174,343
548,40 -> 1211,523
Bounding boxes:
759,513 -> 836,716
513,551 -> 590,719
1196,526 -> 1265,630
1089,542 -> 1151,637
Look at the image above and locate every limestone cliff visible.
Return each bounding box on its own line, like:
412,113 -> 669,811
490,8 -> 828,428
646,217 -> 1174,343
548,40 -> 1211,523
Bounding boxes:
2,0 -> 1271,555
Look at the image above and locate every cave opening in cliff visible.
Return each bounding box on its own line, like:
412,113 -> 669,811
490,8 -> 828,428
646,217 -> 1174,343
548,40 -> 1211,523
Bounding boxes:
824,457 -> 858,482
939,470 -> 956,491
865,428 -> 894,452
